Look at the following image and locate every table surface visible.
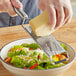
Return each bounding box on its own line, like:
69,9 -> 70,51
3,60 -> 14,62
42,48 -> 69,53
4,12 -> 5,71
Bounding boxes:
0,18 -> 76,76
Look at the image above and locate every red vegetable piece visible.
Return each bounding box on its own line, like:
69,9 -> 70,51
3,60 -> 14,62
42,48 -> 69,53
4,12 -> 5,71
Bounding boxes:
29,48 -> 33,50
56,54 -> 61,57
38,55 -> 40,59
29,63 -> 38,69
61,53 -> 67,57
5,57 -> 12,63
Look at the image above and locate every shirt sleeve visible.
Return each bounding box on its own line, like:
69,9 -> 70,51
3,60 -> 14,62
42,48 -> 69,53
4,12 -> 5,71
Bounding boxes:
0,0 -> 42,27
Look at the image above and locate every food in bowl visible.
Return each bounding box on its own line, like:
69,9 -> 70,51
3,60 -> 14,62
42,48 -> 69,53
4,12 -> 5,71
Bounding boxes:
4,43 -> 69,70
0,38 -> 75,76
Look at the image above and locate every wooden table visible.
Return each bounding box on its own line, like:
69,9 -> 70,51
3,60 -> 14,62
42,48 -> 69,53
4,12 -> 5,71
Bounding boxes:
0,18 -> 76,76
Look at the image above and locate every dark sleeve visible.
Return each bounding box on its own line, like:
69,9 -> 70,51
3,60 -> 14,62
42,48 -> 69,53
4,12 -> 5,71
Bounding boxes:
0,0 -> 42,27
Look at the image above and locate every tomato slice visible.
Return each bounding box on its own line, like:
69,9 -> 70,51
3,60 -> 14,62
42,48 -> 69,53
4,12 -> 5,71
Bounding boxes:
56,54 -> 61,57
29,63 -> 38,69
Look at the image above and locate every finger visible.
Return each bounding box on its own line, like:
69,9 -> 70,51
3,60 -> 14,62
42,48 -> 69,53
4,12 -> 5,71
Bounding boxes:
47,5 -> 56,29
55,6 -> 64,29
7,1 -> 17,17
65,16 -> 72,24
11,0 -> 22,9
38,3 -> 46,11
8,10 -> 17,17
63,7 -> 73,24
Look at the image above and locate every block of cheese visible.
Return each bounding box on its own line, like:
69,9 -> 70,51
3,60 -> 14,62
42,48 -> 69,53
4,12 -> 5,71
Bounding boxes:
29,11 -> 55,36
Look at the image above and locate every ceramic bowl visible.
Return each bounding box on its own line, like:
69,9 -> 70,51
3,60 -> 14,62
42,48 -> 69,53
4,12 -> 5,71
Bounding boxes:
0,38 -> 75,76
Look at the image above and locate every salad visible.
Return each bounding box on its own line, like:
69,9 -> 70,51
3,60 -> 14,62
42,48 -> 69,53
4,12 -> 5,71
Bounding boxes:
4,43 -> 68,70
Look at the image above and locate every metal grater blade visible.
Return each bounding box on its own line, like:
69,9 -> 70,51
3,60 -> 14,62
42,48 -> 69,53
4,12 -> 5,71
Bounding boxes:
37,35 -> 66,56
24,25 -> 66,56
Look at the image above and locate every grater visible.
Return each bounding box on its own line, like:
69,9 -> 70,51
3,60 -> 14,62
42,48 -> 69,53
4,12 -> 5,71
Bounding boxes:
14,7 -> 69,64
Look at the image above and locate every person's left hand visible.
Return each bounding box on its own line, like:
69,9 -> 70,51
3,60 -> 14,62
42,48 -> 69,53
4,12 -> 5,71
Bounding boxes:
0,0 -> 22,17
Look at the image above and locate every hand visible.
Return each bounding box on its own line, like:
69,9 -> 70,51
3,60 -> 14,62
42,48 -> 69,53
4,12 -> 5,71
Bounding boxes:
38,0 -> 73,29
0,0 -> 22,17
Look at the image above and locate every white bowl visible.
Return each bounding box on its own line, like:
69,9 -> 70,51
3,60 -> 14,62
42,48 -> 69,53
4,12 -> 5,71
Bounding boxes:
0,38 -> 75,76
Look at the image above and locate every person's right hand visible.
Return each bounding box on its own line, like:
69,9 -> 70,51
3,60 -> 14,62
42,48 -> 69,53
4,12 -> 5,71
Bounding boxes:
38,0 -> 73,30
0,0 -> 22,17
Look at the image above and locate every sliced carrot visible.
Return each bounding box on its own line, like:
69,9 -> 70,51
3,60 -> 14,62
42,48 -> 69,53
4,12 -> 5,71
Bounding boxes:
10,48 -> 14,52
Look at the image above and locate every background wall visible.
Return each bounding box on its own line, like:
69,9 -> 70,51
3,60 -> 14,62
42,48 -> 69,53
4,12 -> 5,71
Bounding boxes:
71,0 -> 76,17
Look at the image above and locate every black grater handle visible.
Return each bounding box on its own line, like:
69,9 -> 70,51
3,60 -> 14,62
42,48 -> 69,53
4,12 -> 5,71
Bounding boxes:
55,59 -> 67,64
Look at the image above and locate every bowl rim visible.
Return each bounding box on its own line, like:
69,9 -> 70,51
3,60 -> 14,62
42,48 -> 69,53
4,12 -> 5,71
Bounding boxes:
0,38 -> 76,71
